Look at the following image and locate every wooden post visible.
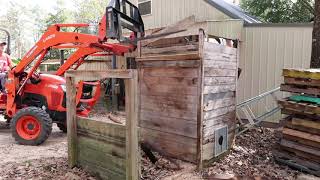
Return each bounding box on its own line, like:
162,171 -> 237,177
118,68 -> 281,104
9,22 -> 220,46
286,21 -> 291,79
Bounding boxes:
125,70 -> 139,180
60,50 -> 65,66
66,76 -> 78,167
197,29 -> 205,169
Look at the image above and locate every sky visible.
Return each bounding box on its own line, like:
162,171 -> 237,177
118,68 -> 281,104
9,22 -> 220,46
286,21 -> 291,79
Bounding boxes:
0,0 -> 238,16
0,0 -> 75,15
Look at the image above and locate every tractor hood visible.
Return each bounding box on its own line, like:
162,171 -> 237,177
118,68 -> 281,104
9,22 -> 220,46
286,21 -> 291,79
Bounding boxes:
39,73 -> 66,85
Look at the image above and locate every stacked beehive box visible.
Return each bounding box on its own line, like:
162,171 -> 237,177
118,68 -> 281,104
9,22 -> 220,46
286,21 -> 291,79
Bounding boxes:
276,68 -> 320,176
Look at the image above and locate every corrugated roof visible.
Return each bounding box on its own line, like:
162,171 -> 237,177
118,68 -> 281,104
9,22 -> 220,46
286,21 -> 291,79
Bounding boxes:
204,0 -> 261,24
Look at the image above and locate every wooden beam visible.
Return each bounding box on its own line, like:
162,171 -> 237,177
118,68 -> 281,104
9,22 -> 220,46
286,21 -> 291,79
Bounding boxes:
65,69 -> 134,80
136,52 -> 200,62
125,70 -> 139,180
283,128 -> 320,144
66,76 -> 78,167
292,118 -> 320,130
197,29 -> 205,170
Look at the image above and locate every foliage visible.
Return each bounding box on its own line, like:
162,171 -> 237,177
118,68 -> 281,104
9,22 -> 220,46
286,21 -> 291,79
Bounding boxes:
12,58 -> 21,65
240,0 -> 315,23
73,0 -> 109,34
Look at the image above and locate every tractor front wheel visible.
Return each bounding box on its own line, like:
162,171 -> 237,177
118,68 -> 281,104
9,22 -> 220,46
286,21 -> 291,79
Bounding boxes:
11,107 -> 52,145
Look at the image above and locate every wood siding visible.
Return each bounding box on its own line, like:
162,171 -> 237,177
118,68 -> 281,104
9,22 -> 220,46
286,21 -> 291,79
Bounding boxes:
77,118 -> 127,179
138,31 -> 238,165
138,36 -> 201,162
202,42 -> 237,161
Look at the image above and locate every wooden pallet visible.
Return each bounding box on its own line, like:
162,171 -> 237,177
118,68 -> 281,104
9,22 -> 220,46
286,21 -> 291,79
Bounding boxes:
285,117 -> 320,136
280,84 -> 320,96
274,150 -> 320,177
284,77 -> 320,87
283,68 -> 320,80
278,99 -> 320,116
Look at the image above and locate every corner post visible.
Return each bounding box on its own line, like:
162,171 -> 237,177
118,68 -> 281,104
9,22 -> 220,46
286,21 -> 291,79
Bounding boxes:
66,75 -> 78,167
125,70 -> 139,180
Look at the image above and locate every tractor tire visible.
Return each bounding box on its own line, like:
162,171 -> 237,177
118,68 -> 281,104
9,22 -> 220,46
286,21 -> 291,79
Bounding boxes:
11,107 -> 52,146
57,122 -> 67,133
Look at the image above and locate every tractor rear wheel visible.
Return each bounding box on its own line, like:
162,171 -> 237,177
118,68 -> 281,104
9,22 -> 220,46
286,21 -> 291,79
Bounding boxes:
11,107 -> 52,145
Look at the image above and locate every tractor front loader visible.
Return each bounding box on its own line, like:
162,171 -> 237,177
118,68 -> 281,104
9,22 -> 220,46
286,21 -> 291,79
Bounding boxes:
1,0 -> 144,145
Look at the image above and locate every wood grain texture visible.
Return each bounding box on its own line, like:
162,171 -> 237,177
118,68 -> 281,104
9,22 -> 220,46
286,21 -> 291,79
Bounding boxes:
66,76 -> 77,168
204,68 -> 237,77
136,53 -> 200,62
281,84 -> 320,96
140,128 -> 198,163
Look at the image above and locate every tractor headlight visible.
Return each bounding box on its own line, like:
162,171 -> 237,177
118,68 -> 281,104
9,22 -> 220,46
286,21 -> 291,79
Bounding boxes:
60,84 -> 66,92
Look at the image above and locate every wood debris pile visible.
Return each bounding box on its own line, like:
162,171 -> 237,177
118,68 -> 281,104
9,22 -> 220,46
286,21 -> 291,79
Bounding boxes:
276,68 -> 320,176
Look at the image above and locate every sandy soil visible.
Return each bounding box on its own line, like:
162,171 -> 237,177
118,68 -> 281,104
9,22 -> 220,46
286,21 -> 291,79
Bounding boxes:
0,118 -> 318,180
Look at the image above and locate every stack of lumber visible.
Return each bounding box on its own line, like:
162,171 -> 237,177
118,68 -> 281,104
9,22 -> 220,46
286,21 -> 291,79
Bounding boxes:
276,68 -> 320,176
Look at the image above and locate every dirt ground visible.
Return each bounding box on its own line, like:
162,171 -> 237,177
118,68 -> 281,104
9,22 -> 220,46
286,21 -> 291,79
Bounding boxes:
0,118 -> 318,180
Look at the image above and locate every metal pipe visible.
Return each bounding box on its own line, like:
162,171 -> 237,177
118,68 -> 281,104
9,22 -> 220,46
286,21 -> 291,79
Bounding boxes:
237,87 -> 280,108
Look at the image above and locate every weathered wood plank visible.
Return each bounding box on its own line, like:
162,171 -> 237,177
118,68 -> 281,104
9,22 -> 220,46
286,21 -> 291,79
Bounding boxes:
284,77 -> 320,87
283,68 -> 320,80
282,128 -> 320,149
141,96 -> 197,112
142,44 -> 198,56
204,106 -> 236,120
280,139 -> 320,157
141,16 -> 197,46
66,76 -> 77,167
292,118 -> 320,130
197,29 -> 205,169
204,52 -> 237,62
278,100 -> 320,115
125,71 -> 140,180
285,119 -> 320,136
77,117 -> 126,141
204,68 -> 237,77
79,159 -> 126,180
78,143 -> 126,175
203,112 -> 236,127
141,94 -> 198,105
78,134 -> 125,158
203,60 -> 237,70
136,53 -> 200,62
281,84 -> 320,96
141,83 -> 198,96
283,128 -> 320,143
203,84 -> 236,95
204,77 -> 236,86
204,92 -> 235,102
141,76 -> 198,87
203,97 -> 235,111
140,118 -> 197,138
141,128 -> 197,163
66,69 -> 133,80
141,108 -> 197,121
139,60 -> 200,68
273,150 -> 320,172
142,67 -> 198,78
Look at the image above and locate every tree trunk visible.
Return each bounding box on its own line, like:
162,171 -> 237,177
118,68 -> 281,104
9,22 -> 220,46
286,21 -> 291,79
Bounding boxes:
311,0 -> 320,68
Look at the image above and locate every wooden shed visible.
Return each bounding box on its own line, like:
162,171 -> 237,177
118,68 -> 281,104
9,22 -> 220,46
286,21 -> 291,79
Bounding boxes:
136,29 -> 238,166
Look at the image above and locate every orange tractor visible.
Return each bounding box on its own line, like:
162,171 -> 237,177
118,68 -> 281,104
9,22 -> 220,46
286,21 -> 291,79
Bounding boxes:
1,0 -> 144,145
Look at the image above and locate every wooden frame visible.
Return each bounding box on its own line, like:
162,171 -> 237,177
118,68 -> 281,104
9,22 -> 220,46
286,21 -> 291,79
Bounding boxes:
66,69 -> 139,180
137,29 -> 238,168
